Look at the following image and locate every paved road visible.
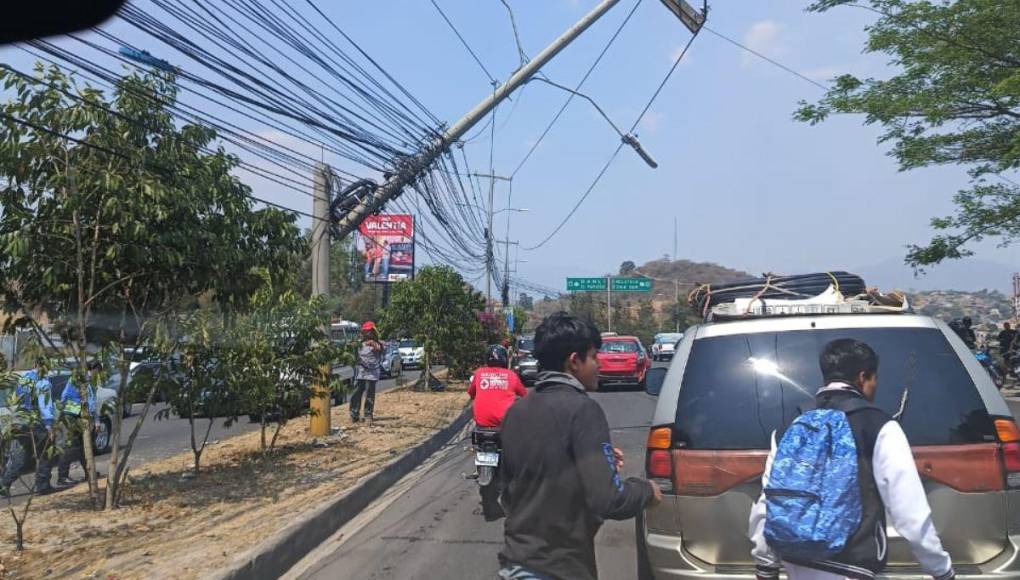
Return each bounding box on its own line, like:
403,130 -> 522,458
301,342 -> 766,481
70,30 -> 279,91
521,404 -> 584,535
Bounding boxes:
288,364 -> 664,580
7,369 -> 425,499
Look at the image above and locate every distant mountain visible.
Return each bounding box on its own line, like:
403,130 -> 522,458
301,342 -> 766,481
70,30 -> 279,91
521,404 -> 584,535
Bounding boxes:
855,256 -> 1014,294
633,258 -> 751,300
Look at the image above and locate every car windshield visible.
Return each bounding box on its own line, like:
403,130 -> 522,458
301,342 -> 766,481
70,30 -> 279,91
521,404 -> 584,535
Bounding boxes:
655,334 -> 683,344
518,339 -> 534,351
399,340 -> 418,349
674,327 -> 996,449
600,340 -> 639,353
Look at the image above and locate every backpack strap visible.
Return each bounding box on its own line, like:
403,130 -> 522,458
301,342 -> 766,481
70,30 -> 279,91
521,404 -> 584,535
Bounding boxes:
832,397 -> 872,415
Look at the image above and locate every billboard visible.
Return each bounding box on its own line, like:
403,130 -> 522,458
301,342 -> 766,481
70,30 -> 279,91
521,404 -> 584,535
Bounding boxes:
357,214 -> 415,283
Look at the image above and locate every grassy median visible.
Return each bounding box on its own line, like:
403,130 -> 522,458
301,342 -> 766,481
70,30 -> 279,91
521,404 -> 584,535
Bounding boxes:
0,381 -> 469,579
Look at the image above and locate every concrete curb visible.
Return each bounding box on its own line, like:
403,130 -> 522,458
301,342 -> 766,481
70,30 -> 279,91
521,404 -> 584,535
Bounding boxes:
211,404 -> 473,580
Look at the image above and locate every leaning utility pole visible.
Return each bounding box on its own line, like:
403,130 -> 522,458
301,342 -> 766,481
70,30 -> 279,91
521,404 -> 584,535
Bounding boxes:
330,0 -> 626,241
310,163 -> 332,437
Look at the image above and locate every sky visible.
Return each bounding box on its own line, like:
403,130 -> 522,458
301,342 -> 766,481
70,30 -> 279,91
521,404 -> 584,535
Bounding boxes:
2,0 -> 1018,296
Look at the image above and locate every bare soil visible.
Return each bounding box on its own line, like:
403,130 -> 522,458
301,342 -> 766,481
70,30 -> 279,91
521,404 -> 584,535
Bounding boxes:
0,382 -> 469,579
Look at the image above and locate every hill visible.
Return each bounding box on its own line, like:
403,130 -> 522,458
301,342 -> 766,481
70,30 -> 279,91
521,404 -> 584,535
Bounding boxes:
632,258 -> 751,301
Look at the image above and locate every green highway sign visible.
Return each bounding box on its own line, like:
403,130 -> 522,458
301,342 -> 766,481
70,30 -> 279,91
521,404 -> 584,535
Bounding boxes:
612,277 -> 652,292
567,277 -> 607,292
567,276 -> 652,292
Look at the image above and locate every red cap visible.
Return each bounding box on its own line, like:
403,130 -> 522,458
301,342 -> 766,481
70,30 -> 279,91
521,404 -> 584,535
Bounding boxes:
361,321 -> 376,332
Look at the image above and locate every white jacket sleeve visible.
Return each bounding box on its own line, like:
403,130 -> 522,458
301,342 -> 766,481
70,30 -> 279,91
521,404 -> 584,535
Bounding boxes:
872,421 -> 954,580
749,431 -> 781,578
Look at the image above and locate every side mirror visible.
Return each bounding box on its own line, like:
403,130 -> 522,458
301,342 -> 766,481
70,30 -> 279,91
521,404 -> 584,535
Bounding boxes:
644,367 -> 667,396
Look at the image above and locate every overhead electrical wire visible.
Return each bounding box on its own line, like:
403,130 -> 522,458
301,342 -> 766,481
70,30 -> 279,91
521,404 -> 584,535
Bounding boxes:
511,0 -> 643,178
525,22 -> 701,250
429,0 -> 498,85
703,25 -> 828,91
0,110 -> 325,222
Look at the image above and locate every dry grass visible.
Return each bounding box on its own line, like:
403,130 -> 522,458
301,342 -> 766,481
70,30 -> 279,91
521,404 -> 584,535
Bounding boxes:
0,382 -> 469,579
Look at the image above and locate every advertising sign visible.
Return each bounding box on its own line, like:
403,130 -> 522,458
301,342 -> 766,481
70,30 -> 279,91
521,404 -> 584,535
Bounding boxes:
357,214 -> 414,283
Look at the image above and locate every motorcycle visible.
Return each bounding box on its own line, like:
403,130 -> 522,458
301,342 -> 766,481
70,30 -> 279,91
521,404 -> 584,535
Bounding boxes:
470,427 -> 503,520
974,347 -> 1005,390
472,427 -> 501,486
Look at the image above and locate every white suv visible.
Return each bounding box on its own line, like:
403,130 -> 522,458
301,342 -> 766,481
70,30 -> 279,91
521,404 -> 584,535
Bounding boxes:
638,313 -> 1020,579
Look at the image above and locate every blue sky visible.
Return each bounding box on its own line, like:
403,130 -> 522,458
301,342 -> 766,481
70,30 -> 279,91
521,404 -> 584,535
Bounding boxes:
2,0 -> 1017,294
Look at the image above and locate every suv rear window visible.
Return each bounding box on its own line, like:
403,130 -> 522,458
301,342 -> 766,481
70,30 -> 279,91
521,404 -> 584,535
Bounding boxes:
674,327 -> 996,449
601,340 -> 639,353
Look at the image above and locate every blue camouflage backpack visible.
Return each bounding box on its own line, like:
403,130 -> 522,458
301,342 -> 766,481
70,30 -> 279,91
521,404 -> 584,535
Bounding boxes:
764,398 -> 867,561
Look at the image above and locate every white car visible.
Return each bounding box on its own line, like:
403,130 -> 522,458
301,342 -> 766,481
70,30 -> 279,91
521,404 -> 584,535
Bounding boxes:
650,333 -> 684,361
398,339 -> 424,369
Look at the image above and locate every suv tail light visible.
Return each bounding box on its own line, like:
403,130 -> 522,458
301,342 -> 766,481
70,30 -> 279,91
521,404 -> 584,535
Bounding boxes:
995,418 -> 1020,488
646,427 -> 674,482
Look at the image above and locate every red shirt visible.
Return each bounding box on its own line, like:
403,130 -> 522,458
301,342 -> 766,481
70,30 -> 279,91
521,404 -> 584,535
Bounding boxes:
468,366 -> 527,428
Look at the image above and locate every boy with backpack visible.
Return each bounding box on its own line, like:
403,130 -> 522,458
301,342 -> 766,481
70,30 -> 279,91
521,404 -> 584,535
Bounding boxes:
749,338 -> 954,580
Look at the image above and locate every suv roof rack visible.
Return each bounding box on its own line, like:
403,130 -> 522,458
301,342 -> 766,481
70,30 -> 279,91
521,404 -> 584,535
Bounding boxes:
706,285 -> 912,321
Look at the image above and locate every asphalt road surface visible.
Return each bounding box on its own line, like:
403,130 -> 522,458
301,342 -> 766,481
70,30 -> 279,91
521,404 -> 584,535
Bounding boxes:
287,365 -> 1020,580
286,362 -> 665,580
7,368 -> 426,500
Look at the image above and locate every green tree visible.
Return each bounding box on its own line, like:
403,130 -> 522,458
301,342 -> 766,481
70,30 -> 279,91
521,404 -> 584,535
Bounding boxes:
633,300 -> 658,347
619,261 -> 637,276
0,64 -> 302,508
380,266 -> 485,384
795,0 -> 1020,268
233,276 -> 342,453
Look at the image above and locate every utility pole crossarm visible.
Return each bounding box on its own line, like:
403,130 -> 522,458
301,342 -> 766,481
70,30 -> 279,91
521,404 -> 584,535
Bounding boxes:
330,0 -> 624,241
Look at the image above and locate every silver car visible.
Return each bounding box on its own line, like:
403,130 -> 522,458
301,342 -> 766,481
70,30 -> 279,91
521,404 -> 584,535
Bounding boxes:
638,313 -> 1020,579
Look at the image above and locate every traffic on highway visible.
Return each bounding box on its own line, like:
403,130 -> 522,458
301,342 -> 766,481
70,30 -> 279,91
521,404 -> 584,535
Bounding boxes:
1,0 -> 1018,579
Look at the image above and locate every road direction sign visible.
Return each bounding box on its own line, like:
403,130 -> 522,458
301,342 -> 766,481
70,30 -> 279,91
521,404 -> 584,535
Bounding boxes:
567,277 -> 607,292
611,277 -> 653,292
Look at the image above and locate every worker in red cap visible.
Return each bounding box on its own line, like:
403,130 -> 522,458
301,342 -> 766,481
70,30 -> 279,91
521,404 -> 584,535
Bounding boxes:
351,321 -> 383,422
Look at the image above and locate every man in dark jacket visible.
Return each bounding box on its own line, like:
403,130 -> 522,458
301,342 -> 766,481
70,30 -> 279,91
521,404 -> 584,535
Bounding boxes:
498,312 -> 661,580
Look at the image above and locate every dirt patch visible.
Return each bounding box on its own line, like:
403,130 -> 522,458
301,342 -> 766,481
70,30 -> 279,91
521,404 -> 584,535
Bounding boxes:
0,382 -> 469,579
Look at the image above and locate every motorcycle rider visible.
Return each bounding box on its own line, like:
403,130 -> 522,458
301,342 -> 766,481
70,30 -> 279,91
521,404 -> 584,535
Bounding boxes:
950,316 -> 977,349
468,344 -> 527,521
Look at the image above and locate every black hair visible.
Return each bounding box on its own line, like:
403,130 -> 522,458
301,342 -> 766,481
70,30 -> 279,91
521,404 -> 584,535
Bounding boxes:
819,338 -> 879,386
533,311 -> 602,372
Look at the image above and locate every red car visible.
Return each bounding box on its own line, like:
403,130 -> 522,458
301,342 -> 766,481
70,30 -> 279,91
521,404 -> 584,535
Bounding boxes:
597,336 -> 651,388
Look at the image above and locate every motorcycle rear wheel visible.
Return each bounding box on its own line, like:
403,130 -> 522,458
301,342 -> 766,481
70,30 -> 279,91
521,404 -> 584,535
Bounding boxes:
477,465 -> 494,486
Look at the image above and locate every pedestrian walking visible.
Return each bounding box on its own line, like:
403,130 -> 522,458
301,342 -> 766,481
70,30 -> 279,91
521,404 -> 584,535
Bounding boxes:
749,338 -> 955,580
56,368 -> 100,486
350,321 -> 383,423
497,312 -> 661,580
1,358 -> 57,496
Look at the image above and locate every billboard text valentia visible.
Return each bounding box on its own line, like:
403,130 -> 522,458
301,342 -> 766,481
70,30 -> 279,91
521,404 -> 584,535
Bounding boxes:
357,214 -> 414,283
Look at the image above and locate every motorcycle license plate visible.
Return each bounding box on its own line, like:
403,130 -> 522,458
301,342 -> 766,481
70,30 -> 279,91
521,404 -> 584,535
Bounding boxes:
475,451 -> 499,467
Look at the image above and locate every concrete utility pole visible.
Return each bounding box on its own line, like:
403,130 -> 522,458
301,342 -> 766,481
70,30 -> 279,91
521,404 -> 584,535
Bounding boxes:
473,173 -> 512,308
498,239 -> 520,306
310,163 -> 331,437
330,0 -> 627,241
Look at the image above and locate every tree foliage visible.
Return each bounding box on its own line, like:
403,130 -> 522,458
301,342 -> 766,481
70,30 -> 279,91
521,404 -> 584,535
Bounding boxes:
795,0 -> 1020,267
380,266 -> 485,382
0,64 -> 303,507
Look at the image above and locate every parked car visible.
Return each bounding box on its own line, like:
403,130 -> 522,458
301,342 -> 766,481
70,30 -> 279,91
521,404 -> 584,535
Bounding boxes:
398,339 -> 424,369
596,335 -> 650,388
380,341 -> 403,379
650,332 -> 684,361
637,313 -> 1020,580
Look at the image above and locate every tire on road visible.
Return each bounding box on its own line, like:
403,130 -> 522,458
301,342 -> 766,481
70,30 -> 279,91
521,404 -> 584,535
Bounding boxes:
93,417 -> 112,455
636,511 -> 655,580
